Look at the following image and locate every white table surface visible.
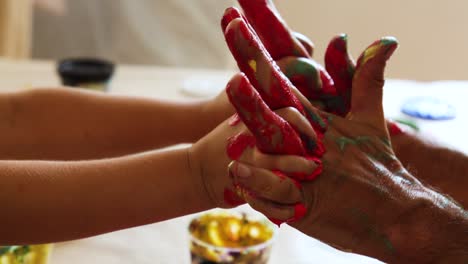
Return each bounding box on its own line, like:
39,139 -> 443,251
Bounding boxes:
1,59 -> 467,264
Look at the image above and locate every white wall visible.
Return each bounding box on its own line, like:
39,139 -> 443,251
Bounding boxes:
276,0 -> 468,80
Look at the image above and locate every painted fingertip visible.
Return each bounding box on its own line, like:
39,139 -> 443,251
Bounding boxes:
380,36 -> 398,46
388,121 -> 404,136
221,7 -> 243,32
380,37 -> 399,60
291,157 -> 323,181
306,157 -> 319,171
307,157 -> 323,181
357,37 -> 399,67
288,203 -> 307,223
332,33 -> 348,51
339,33 -> 348,42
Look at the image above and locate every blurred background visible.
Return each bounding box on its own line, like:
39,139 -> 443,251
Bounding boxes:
1,0 -> 468,80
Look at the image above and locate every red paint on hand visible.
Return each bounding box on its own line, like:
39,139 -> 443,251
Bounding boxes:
221,7 -> 243,33
223,188 -> 245,206
291,157 -> 323,181
325,35 -> 355,117
289,203 -> 307,222
272,170 -> 287,181
226,133 -> 256,160
388,121 -> 404,136
228,113 -> 242,127
238,0 -> 309,60
226,73 -> 306,156
224,17 -> 305,114
268,203 -> 307,226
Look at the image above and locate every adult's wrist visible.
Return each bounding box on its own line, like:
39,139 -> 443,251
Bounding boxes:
385,182 -> 467,263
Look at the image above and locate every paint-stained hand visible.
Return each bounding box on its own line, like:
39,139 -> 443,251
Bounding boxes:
229,34 -> 420,262
189,74 -> 319,209
230,0 -> 406,134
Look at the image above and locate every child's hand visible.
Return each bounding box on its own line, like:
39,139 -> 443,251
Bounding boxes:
190,75 -> 319,209
200,89 -> 235,126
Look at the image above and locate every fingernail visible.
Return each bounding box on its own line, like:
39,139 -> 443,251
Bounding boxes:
236,163 -> 251,178
380,37 -> 398,60
306,157 -> 323,181
303,157 -> 318,171
288,203 -> 307,223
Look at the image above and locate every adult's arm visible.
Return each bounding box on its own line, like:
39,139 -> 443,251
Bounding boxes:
391,130 -> 468,207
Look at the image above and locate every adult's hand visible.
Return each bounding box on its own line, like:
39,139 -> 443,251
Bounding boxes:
224,14 -> 467,263
231,0 -> 468,208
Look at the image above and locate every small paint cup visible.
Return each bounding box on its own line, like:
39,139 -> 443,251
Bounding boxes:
57,58 -> 115,92
0,244 -> 53,264
188,210 -> 277,264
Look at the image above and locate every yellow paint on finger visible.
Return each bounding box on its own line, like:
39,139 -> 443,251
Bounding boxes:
248,60 -> 257,72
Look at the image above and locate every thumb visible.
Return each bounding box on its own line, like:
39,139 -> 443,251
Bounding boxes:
349,37 -> 398,130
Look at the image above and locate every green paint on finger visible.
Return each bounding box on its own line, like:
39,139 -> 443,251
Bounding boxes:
305,107 -> 327,130
380,37 -> 398,46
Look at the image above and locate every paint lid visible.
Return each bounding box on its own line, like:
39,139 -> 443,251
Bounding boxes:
401,97 -> 456,120
57,58 -> 115,87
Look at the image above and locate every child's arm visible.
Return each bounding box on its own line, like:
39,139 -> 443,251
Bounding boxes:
0,106 -> 313,245
0,146 -> 211,244
0,88 -> 233,160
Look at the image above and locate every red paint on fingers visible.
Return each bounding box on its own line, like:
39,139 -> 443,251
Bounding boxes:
223,17 -> 305,114
228,113 -> 242,127
221,7 -> 243,32
267,203 -> 307,226
226,73 -> 306,156
227,133 -> 256,160
223,188 -> 245,206
238,0 -> 309,59
289,203 -> 307,222
388,121 -> 404,136
290,157 -> 323,181
325,35 -> 355,116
